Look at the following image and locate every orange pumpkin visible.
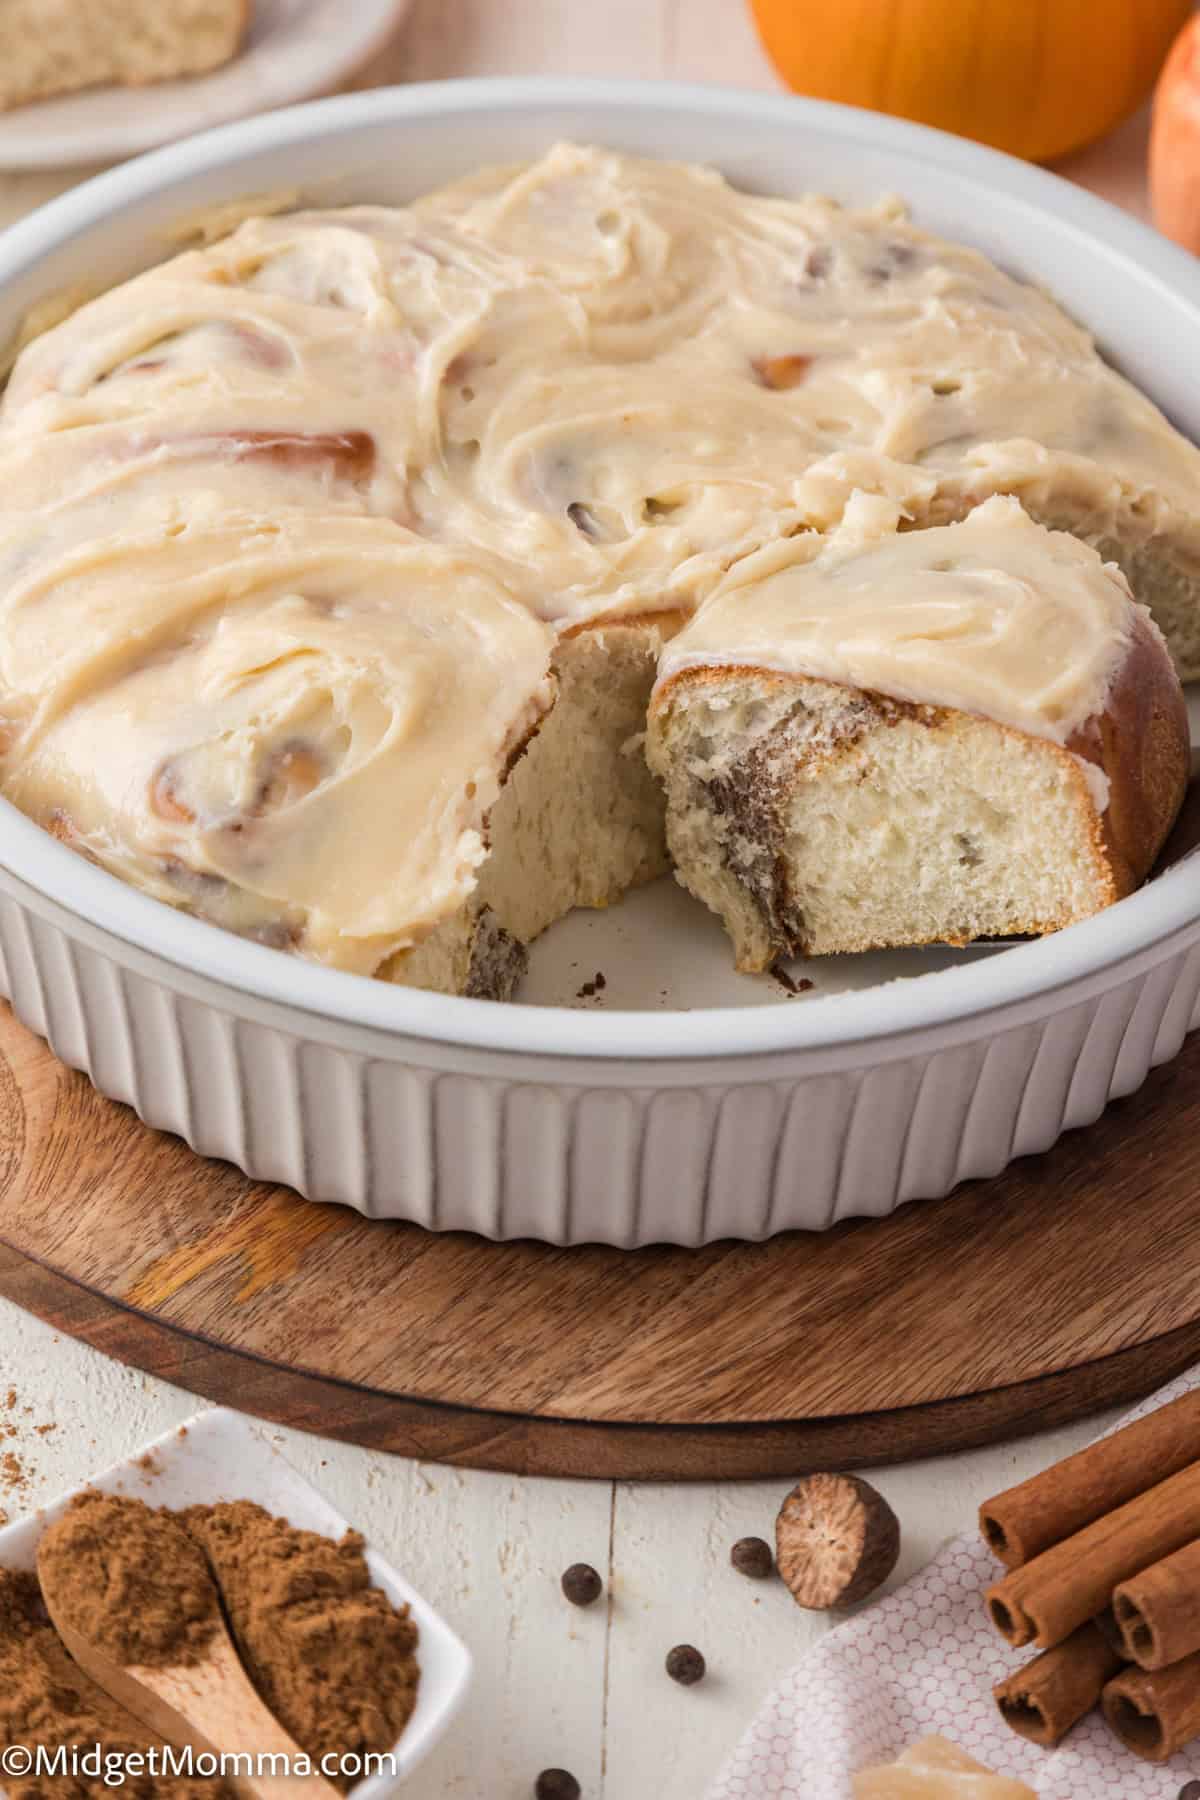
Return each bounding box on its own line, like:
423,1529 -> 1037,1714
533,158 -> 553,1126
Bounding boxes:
1152,14 -> 1200,253
750,0 -> 1192,164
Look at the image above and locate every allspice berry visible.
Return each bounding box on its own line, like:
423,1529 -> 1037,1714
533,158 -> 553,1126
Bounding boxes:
535,1773 -> 581,1800
665,1643 -> 706,1685
560,1563 -> 603,1607
731,1536 -> 774,1579
775,1473 -> 900,1610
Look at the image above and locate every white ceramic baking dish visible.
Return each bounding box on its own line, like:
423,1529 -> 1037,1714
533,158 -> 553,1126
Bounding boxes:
0,79 -> 1198,1247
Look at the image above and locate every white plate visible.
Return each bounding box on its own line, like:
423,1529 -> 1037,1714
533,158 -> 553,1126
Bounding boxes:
0,80 -> 1198,1243
0,1407 -> 471,1793
0,0 -> 413,171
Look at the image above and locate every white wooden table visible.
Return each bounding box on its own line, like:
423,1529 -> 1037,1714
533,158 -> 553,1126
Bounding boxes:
0,4 -> 1163,1795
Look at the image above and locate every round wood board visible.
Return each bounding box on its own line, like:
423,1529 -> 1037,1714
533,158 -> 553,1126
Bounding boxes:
1,1001 -> 1199,1480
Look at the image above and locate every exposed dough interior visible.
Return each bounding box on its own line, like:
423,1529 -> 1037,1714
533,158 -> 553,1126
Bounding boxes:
648,670 -> 1129,970
387,615 -> 676,995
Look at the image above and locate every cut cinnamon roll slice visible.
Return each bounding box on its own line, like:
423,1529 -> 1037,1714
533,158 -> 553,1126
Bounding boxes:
647,496 -> 1189,967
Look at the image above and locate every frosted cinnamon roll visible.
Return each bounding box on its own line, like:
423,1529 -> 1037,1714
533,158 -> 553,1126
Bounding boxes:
0,145 -> 1193,996
648,497 -> 1189,968
0,512 -> 554,974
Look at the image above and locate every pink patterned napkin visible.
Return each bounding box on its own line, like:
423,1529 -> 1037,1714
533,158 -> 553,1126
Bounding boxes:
710,1370 -> 1200,1798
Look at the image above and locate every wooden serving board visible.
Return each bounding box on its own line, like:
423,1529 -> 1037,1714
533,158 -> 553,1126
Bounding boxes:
1,998 -> 1200,1480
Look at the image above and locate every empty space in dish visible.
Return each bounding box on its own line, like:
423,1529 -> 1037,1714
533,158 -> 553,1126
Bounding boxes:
520,874 -> 1009,1011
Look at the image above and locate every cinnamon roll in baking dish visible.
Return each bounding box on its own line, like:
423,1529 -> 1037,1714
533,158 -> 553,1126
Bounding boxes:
0,146 -> 1192,994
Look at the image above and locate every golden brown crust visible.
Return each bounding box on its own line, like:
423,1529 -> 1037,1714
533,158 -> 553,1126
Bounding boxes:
1068,610 -> 1191,899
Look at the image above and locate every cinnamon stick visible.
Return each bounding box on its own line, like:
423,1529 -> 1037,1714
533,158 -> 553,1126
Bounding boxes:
993,1621 -> 1122,1747
980,1389 -> 1200,1568
1114,1538 -> 1200,1670
986,1460 -> 1200,1649
1102,1652 -> 1200,1762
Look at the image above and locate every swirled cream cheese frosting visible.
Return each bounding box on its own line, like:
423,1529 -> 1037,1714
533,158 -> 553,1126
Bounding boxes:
658,494 -> 1143,753
0,512 -> 554,971
0,144 -> 1195,982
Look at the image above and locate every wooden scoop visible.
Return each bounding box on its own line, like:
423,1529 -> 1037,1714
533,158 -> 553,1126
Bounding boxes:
38,1557 -> 340,1800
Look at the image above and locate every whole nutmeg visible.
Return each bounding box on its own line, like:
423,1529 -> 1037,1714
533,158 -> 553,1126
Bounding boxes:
775,1473 -> 900,1610
665,1643 -> 706,1686
535,1771 -> 581,1800
731,1536 -> 774,1579
560,1563 -> 603,1607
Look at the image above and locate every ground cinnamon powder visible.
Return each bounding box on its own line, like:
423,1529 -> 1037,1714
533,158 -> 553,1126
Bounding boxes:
0,1568 -> 229,1800
185,1501 -> 420,1791
37,1490 -> 219,1668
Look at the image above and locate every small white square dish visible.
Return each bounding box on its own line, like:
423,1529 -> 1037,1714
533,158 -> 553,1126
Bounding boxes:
0,1406 -> 472,1795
